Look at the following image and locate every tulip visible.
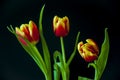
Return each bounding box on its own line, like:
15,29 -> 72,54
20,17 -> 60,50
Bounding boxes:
53,16 -> 70,37
15,20 -> 39,45
77,39 -> 99,62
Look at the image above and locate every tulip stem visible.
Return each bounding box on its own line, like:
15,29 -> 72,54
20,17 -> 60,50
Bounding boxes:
60,37 -> 66,64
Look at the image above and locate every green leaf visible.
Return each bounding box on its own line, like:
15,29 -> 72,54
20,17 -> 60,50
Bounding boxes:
53,63 -> 60,80
40,34 -> 51,73
53,51 -> 65,80
39,4 -> 45,34
53,50 -> 63,63
23,43 -> 47,75
7,25 -> 15,34
38,4 -> 52,79
78,76 -> 93,80
67,32 -> 80,66
95,28 -> 110,80
88,28 -> 110,80
53,50 -> 70,80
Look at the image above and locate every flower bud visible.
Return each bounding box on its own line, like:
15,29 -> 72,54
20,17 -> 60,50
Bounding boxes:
53,16 -> 70,37
77,39 -> 99,62
15,20 -> 39,45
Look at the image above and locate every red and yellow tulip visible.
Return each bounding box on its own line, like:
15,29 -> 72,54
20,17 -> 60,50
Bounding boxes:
15,20 -> 39,45
53,16 -> 70,37
77,39 -> 99,62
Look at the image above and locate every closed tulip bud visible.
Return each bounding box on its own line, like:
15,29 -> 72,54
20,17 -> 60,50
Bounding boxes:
77,39 -> 99,62
15,20 -> 39,45
53,16 -> 70,37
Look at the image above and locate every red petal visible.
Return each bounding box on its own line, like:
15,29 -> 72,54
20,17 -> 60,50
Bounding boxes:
55,25 -> 68,37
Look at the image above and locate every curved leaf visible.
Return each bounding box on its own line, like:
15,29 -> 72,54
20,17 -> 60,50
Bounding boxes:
53,50 -> 63,63
67,32 -> 80,66
96,28 -> 110,80
78,76 -> 93,80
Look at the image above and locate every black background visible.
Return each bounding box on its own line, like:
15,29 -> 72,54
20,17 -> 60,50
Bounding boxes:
0,0 -> 118,80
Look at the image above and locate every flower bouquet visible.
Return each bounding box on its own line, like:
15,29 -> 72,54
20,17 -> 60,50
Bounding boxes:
7,4 -> 109,80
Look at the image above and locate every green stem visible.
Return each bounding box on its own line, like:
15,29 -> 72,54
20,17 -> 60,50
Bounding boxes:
60,37 -> 70,80
32,46 -> 48,75
60,37 -> 66,64
94,65 -> 100,80
33,46 -> 52,80
45,73 -> 52,80
61,65 -> 70,80
54,64 -> 60,80
94,69 -> 97,80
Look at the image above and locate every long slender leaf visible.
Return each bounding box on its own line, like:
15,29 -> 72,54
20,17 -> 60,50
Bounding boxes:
95,28 -> 110,80
88,28 -> 110,80
67,32 -> 80,66
40,34 -> 51,73
39,4 -> 45,34
39,4 -> 52,79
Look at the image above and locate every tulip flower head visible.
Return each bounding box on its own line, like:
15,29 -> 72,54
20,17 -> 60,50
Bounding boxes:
15,20 -> 39,45
53,16 -> 70,37
77,39 -> 99,62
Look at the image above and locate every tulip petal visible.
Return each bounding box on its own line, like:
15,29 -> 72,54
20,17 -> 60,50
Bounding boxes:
29,20 -> 39,43
53,16 -> 70,37
15,21 -> 39,45
78,38 -> 99,62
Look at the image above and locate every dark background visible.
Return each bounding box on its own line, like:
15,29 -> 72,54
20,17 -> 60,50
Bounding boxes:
0,0 -> 118,80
